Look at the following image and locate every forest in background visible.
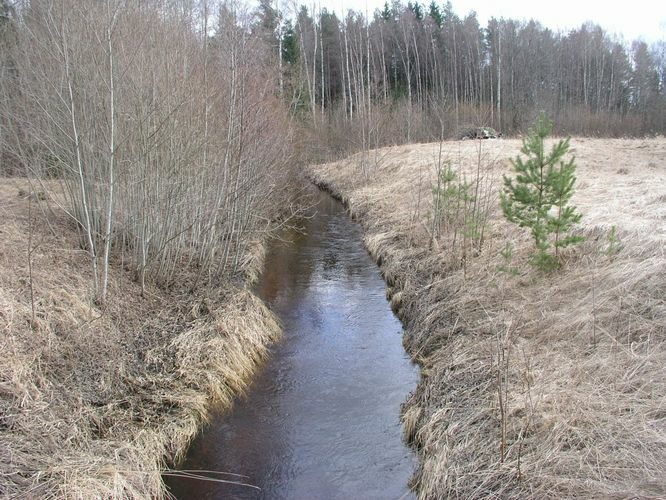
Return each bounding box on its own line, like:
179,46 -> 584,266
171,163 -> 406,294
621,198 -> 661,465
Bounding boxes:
0,0 -> 665,293
257,0 -> 666,155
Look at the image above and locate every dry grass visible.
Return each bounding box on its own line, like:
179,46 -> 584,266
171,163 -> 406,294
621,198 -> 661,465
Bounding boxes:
0,179 -> 281,498
309,137 -> 666,498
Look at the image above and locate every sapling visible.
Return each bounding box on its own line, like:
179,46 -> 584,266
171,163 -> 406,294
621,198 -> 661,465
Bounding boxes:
431,160 -> 459,235
501,113 -> 584,271
497,242 -> 519,276
606,225 -> 623,256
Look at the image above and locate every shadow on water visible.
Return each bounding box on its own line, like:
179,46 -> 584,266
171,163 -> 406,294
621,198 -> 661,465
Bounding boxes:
165,190 -> 418,499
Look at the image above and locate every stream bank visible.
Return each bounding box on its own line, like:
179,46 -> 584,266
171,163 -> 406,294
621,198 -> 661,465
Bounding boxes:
0,179 -> 281,498
307,140 -> 666,499
167,189 -> 418,499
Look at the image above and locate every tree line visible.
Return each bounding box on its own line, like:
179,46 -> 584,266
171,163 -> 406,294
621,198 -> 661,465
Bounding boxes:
0,0 -> 664,298
258,0 -> 666,152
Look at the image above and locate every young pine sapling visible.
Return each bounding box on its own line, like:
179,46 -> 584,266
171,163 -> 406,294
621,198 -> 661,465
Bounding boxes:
501,114 -> 584,271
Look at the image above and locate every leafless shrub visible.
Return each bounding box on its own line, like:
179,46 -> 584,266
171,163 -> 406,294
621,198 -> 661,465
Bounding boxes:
0,179 -> 283,498
429,139 -> 499,274
1,0 -> 298,303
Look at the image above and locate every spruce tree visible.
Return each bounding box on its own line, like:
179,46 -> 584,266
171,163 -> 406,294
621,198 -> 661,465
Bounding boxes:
380,2 -> 393,21
428,1 -> 443,28
501,114 -> 584,271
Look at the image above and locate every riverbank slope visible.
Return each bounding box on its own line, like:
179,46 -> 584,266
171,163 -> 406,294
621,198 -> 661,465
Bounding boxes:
309,137 -> 666,498
0,179 -> 280,498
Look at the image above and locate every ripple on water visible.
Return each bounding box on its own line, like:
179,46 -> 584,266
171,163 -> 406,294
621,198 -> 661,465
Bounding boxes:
165,190 -> 418,500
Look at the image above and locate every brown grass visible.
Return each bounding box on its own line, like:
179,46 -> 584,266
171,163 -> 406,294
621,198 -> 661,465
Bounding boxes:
309,137 -> 666,498
0,179 -> 281,498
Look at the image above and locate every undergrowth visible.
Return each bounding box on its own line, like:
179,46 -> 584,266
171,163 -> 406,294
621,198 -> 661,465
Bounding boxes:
0,180 -> 281,498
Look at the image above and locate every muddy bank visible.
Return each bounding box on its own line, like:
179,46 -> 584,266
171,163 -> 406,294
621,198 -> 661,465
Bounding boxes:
308,138 -> 666,498
0,180 -> 281,498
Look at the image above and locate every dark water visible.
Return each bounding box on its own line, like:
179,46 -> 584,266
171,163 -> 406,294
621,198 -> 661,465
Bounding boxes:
165,191 -> 418,499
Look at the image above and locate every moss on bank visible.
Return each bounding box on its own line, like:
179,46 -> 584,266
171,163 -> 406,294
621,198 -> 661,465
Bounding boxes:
0,180 -> 281,498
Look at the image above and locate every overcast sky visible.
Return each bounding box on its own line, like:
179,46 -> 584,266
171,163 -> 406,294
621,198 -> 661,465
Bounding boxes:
315,0 -> 666,43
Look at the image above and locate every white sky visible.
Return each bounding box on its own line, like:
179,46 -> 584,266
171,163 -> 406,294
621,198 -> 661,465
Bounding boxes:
317,0 -> 666,43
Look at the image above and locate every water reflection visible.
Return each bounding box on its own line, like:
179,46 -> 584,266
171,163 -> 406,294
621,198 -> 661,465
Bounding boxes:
166,191 -> 418,499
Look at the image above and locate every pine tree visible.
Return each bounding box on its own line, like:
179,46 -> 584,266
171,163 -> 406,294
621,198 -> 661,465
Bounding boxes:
380,2 -> 393,22
281,20 -> 298,65
407,1 -> 423,20
501,113 -> 584,271
428,1 -> 442,28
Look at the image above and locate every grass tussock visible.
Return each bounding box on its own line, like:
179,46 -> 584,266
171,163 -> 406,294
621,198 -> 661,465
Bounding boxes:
0,180 -> 281,498
309,137 -> 666,498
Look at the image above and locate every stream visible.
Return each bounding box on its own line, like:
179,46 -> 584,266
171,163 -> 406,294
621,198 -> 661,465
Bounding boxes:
165,190 -> 418,499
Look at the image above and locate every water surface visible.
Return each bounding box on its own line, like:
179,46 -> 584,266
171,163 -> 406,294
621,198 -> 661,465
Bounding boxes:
166,191 -> 418,499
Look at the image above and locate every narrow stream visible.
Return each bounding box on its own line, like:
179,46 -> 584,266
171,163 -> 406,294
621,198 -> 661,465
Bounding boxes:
166,191 -> 418,499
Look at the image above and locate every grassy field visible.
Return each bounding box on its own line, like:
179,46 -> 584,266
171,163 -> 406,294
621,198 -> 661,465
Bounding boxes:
0,179 -> 280,498
309,137 -> 666,498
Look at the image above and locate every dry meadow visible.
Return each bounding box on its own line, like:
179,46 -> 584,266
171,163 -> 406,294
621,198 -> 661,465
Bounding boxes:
310,137 -> 666,498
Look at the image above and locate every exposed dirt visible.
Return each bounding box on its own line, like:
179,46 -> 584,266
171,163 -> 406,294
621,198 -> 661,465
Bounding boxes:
0,179 -> 280,498
309,137 -> 666,499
